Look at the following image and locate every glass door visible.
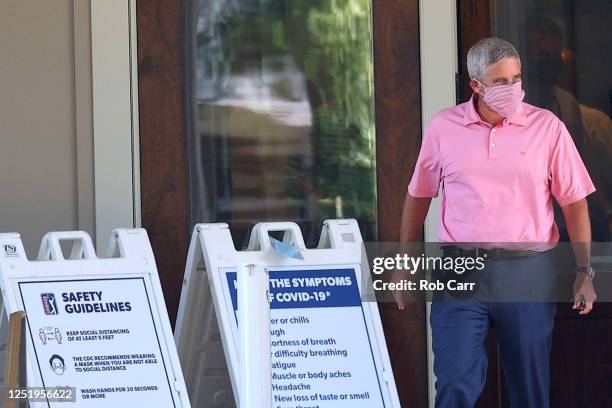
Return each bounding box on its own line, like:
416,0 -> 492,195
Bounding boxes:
458,1 -> 611,406
182,1 -> 377,405
186,0 -> 378,249
490,0 -> 612,243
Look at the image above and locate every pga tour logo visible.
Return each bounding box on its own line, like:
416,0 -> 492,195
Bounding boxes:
41,293 -> 59,315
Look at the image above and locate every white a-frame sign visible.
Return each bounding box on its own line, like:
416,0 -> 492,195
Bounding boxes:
0,229 -> 191,408
175,219 -> 400,407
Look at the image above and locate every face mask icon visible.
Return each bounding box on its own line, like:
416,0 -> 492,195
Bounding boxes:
49,354 -> 66,375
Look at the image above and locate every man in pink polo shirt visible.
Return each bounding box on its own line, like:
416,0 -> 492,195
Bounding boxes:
399,37 -> 596,407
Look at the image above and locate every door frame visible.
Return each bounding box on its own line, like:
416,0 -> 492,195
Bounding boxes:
136,0 -> 190,326
90,0 -> 141,251
419,2 -> 458,406
373,0 -> 429,405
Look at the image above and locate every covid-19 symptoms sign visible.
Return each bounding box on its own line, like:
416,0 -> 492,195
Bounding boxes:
226,268 -> 386,407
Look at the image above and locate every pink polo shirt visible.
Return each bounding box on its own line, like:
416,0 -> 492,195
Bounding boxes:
408,94 -> 595,243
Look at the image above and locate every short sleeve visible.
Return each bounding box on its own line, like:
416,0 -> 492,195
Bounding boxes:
408,121 -> 441,198
549,119 -> 596,206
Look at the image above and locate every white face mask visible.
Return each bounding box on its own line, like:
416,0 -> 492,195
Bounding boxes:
475,80 -> 525,117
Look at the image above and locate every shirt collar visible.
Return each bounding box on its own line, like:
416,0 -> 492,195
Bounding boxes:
463,93 -> 528,127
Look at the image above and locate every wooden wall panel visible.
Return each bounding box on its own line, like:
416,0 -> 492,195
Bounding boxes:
137,0 -> 188,325
373,0 -> 428,405
457,0 -> 491,102
550,307 -> 612,408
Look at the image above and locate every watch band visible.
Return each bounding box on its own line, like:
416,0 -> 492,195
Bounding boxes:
575,265 -> 596,279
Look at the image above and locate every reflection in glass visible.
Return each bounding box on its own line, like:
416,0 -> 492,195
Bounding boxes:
186,0 -> 377,247
492,0 -> 612,241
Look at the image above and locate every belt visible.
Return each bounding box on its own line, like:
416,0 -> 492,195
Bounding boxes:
441,245 -> 543,261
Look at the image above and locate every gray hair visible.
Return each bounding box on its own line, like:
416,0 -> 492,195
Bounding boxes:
467,37 -> 520,81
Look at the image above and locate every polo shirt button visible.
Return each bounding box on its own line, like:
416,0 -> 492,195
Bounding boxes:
491,143 -> 496,147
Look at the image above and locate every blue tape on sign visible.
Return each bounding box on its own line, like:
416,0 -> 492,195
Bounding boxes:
269,237 -> 304,260
227,268 -> 361,310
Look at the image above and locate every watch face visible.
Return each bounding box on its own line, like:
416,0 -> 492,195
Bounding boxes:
586,266 -> 595,278
576,265 -> 595,277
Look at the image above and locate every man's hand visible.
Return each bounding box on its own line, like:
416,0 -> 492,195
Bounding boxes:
572,272 -> 597,315
390,268 -> 412,310
561,199 -> 595,315
394,194 -> 431,309
389,260 -> 425,310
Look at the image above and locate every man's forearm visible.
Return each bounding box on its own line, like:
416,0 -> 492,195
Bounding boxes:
400,194 -> 431,243
561,198 -> 591,267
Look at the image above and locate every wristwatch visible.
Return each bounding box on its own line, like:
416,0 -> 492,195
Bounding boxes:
575,265 -> 596,280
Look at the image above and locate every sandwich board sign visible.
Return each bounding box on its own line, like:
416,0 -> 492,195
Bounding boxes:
175,219 -> 400,407
0,229 -> 191,407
